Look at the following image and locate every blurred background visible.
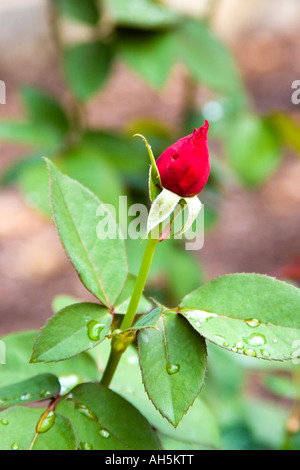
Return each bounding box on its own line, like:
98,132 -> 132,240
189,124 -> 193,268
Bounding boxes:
0,0 -> 300,449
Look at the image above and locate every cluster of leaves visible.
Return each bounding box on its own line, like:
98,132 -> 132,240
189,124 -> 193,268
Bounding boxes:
0,162 -> 299,450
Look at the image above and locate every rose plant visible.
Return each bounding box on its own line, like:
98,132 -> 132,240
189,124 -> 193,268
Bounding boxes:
0,127 -> 300,450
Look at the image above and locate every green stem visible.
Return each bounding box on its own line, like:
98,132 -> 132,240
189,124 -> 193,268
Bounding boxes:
100,347 -> 123,388
121,234 -> 159,331
100,232 -> 159,387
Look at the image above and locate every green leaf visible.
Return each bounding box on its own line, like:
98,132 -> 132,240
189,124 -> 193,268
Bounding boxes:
133,306 -> 163,330
57,383 -> 161,449
138,312 -> 207,426
104,308 -> 163,357
63,41 -> 113,101
156,398 -> 220,450
31,303 -> 112,363
0,407 -> 77,450
110,345 -> 220,449
46,159 -> 128,307
0,330 -> 99,389
226,114 -> 282,187
64,144 -> 125,210
107,0 -> 179,30
178,19 -> 244,97
0,122 -> 59,146
55,0 -> 100,25
116,30 -> 177,89
21,86 -> 69,138
114,273 -> 153,314
158,433 -> 207,450
0,374 -> 60,407
32,413 -> 77,450
18,158 -> 53,218
180,273 -> 300,361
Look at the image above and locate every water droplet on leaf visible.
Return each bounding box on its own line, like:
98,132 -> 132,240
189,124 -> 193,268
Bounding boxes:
75,403 -> 96,420
38,410 -> 56,433
245,318 -> 260,327
87,320 -> 104,341
11,442 -> 18,450
98,428 -> 110,439
214,335 -> 225,343
244,333 -> 266,347
112,329 -> 122,335
80,442 -> 93,450
0,419 -> 8,425
40,390 -> 53,399
166,362 -> 180,375
261,349 -> 270,358
244,348 -> 257,357
20,393 -> 31,401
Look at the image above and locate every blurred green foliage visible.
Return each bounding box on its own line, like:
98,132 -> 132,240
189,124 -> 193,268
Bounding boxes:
1,0 -> 300,450
1,0 -> 300,301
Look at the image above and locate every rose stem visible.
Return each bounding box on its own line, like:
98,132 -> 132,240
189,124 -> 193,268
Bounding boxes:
100,231 -> 159,387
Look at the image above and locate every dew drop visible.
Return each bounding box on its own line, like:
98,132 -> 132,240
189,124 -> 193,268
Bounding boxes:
244,333 -> 266,347
0,418 -> 8,425
260,349 -> 270,358
272,338 -> 278,344
11,442 -> 18,450
98,428 -> 110,439
112,329 -> 122,335
244,348 -> 257,357
87,320 -> 105,341
20,393 -> 31,401
245,318 -> 260,328
75,403 -> 96,420
235,341 -> 244,349
189,310 -> 216,324
166,362 -> 180,375
38,410 -> 56,433
194,321 -> 201,328
40,390 -> 53,399
223,341 -> 229,347
80,442 -> 93,450
214,335 -> 225,343
231,346 -> 238,353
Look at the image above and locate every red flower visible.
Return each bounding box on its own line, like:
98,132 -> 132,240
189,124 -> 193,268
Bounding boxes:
156,121 -> 210,198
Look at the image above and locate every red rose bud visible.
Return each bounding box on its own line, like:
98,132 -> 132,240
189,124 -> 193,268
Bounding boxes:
156,121 -> 210,198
